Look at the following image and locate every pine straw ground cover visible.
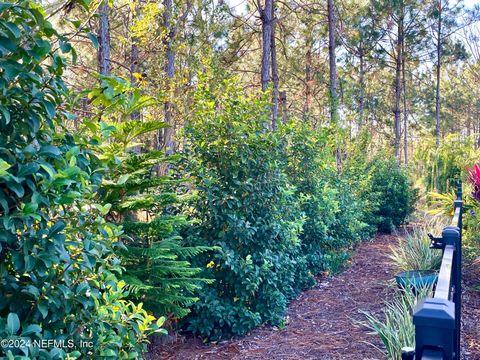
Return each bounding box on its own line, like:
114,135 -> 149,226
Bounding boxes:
148,233 -> 480,360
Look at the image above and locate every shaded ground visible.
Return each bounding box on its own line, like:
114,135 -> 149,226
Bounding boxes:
149,233 -> 480,360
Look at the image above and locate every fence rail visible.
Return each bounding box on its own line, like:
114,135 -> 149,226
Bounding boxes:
402,182 -> 463,360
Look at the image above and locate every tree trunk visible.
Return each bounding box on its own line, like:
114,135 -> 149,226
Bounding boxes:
467,105 -> 471,136
393,5 -> 404,165
402,39 -> 408,166
435,1 -> 442,146
271,13 -> 279,130
327,0 -> 337,123
162,0 -> 175,155
131,1 -> 141,121
303,41 -> 313,118
359,50 -> 365,128
260,0 -> 273,93
98,0 -> 111,77
280,91 -> 288,124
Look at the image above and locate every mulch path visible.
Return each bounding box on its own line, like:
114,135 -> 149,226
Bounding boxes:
462,261 -> 480,360
149,232 -> 480,360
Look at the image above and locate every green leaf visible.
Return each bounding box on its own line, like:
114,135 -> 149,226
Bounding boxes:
87,32 -> 98,49
69,351 -> 82,359
0,106 -> 10,124
21,324 -> 42,336
17,163 -> 40,177
39,145 -> 61,157
99,349 -> 117,357
40,163 -> 56,178
3,22 -> 21,38
7,181 -> 24,198
6,313 -> 20,335
23,201 -> 38,214
42,101 -> 56,119
33,38 -> 51,58
70,20 -> 81,29
48,220 -> 65,237
117,174 -> 130,185
93,203 -> 112,215
38,301 -> 48,319
0,35 -> 17,53
0,159 -> 11,177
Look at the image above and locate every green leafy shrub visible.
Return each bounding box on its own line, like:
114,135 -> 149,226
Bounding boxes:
182,78 -> 311,339
0,4 -> 161,358
364,158 -> 416,233
286,124 -> 369,273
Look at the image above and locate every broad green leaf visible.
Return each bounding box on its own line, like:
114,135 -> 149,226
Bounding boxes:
17,163 -> 39,177
39,145 -> 61,157
21,324 -> 42,336
37,301 -> 48,319
6,313 -> 20,335
0,159 -> 10,176
3,22 -> 21,38
0,106 -> 10,124
117,174 -> 130,185
0,35 -> 17,53
49,221 -> 66,237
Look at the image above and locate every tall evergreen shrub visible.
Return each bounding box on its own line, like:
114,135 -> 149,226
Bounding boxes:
183,78 -> 312,339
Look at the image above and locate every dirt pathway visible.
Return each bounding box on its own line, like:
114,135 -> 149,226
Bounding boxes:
149,232 -> 480,360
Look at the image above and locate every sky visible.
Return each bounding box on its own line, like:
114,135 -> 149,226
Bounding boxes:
465,0 -> 480,8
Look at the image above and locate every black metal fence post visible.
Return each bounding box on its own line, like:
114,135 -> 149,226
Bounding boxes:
413,297 -> 456,360
401,347 -> 415,360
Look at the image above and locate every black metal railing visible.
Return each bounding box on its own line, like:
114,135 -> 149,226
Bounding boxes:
402,182 -> 463,360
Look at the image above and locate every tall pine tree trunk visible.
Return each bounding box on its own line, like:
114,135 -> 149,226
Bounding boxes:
280,91 -> 288,123
393,5 -> 404,165
162,0 -> 175,154
402,40 -> 408,166
130,1 -> 141,121
359,50 -> 365,128
435,1 -> 442,146
271,14 -> 279,130
98,0 -> 110,77
327,0 -> 337,123
303,39 -> 313,118
260,0 -> 273,93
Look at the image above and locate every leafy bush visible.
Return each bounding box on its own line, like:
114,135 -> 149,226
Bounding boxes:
286,124 -> 369,273
365,158 -> 416,233
0,4 -> 161,358
182,78 -> 311,339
